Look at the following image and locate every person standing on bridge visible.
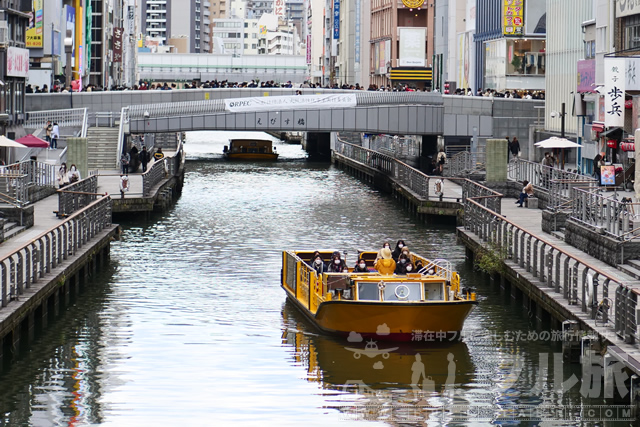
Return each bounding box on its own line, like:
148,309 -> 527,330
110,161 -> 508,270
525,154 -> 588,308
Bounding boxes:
51,123 -> 59,149
44,121 -> 52,144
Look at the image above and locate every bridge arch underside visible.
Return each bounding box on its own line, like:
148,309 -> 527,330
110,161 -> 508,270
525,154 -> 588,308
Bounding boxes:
129,105 -> 444,135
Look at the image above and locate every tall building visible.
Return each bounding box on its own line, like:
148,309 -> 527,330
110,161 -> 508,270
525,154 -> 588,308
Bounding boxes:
247,0 -> 273,18
369,0 -> 435,90
141,0 -> 171,45
170,0 -> 209,53
90,0 -> 127,88
1,1 -> 29,138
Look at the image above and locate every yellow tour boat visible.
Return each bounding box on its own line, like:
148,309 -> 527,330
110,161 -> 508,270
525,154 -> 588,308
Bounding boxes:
281,250 -> 477,342
223,138 -> 279,160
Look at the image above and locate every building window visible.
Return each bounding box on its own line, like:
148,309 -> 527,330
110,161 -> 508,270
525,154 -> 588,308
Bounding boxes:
625,15 -> 640,49
584,40 -> 595,59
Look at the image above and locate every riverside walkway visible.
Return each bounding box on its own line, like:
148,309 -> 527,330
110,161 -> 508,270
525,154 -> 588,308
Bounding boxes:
333,138 -> 640,382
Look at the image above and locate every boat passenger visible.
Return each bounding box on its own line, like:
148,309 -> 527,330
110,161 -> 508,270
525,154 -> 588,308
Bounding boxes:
392,240 -> 406,261
375,242 -> 392,262
328,251 -> 347,273
414,260 -> 424,273
311,255 -> 327,275
353,257 -> 369,273
395,254 -> 413,274
374,248 -> 396,275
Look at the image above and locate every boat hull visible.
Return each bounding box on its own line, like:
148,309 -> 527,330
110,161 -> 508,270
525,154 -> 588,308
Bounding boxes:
224,153 -> 279,160
285,289 -> 476,342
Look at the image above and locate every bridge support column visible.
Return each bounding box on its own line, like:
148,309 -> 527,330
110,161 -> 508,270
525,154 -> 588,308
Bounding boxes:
486,138 -> 508,183
304,132 -> 331,160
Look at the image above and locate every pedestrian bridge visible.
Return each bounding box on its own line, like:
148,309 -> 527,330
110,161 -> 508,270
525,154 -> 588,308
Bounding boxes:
26,89 -> 542,140
126,92 -> 444,135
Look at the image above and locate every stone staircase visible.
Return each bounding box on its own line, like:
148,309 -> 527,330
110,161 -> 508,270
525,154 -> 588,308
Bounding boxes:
87,127 -> 119,170
3,220 -> 25,241
617,259 -> 640,280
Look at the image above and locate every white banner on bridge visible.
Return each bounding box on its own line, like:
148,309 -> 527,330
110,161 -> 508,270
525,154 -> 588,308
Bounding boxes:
224,94 -> 357,113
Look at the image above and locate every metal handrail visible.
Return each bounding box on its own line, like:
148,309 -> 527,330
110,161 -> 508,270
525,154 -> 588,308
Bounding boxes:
0,196 -> 113,309
464,196 -> 638,342
25,108 -> 87,129
116,107 -> 130,169
571,187 -> 640,240
81,108 -> 88,138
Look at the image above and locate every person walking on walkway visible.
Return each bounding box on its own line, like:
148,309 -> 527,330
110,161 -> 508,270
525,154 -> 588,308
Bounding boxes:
509,137 -> 520,159
51,122 -> 59,149
121,152 -> 130,175
119,174 -> 130,199
57,163 -> 69,188
139,146 -> 150,172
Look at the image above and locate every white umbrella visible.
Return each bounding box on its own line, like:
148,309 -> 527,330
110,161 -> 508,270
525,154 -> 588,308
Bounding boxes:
534,137 -> 581,149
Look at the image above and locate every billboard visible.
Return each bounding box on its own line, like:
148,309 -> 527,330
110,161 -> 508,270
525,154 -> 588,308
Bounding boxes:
503,0 -> 524,36
398,27 -> 426,67
524,0 -> 545,35
26,0 -> 44,48
7,47 -> 30,77
333,0 -> 340,39
274,0 -> 285,17
617,0 -> 640,18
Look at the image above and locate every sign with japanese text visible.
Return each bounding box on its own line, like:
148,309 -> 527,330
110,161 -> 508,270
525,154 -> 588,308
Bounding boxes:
617,0 -> 640,18
113,27 -> 124,63
7,47 -> 29,77
306,34 -> 311,64
503,0 -> 524,36
274,0 -> 285,18
333,0 -> 340,39
128,6 -> 135,36
26,0 -> 44,48
604,58 -> 625,128
224,94 -> 357,113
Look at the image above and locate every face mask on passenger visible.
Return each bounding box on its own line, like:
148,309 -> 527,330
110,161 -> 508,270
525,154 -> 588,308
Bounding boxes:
359,263 -> 366,268
406,266 -> 413,272
384,245 -> 390,249
315,259 -> 322,265
398,244 -> 404,248
334,259 -> 341,265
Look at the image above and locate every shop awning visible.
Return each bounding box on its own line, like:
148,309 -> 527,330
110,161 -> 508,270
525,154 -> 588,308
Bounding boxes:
15,134 -> 49,148
591,121 -> 605,132
389,68 -> 433,81
599,127 -> 623,138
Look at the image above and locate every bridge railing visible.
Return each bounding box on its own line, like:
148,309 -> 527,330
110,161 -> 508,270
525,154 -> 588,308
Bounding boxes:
141,140 -> 183,196
464,196 -> 638,344
57,175 -> 99,217
116,107 -> 130,169
334,139 -> 502,212
548,179 -> 597,212
25,108 -> 87,130
571,187 -> 640,240
509,158 -> 596,192
446,151 -> 486,177
0,196 -> 113,310
127,91 -> 443,120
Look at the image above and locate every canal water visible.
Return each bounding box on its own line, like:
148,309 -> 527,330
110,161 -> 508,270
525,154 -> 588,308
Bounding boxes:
0,132 -> 615,425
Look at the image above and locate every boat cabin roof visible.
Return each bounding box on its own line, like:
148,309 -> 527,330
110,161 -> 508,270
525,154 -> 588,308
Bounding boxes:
229,139 -> 274,148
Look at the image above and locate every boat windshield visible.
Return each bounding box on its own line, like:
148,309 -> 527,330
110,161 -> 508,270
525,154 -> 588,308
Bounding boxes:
357,282 -> 423,302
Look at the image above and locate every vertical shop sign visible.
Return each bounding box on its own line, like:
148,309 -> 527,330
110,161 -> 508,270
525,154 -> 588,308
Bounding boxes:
604,58 -> 625,128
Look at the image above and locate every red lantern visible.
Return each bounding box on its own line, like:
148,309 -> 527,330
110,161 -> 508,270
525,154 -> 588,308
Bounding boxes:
607,139 -> 618,148
626,99 -> 633,109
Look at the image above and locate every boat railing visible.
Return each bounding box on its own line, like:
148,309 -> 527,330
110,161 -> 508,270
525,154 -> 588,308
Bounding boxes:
416,258 -> 453,281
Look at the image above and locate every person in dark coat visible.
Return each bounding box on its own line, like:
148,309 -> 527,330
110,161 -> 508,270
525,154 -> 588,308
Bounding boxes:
353,257 -> 369,273
391,240 -> 406,261
328,251 -> 347,273
510,137 -> 520,159
395,254 -> 414,274
311,254 -> 327,275
139,146 -> 150,172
